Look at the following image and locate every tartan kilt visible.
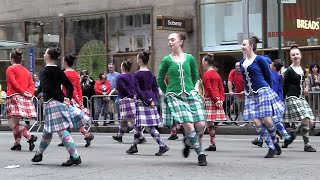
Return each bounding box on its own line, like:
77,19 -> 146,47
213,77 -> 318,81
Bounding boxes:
283,97 -> 314,123
243,88 -> 285,121
71,99 -> 90,115
162,91 -> 206,126
135,101 -> 161,126
6,94 -> 37,119
43,100 -> 72,133
204,98 -> 226,121
68,106 -> 91,128
118,97 -> 136,120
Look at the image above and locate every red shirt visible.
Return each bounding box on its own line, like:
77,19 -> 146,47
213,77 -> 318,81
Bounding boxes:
94,80 -> 111,95
202,69 -> 225,102
63,70 -> 83,104
6,64 -> 34,96
228,69 -> 244,93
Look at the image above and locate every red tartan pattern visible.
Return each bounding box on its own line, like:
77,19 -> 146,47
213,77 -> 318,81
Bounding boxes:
6,94 -> 37,118
204,98 -> 226,121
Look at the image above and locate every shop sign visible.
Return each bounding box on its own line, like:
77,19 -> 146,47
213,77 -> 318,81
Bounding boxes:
281,0 -> 296,3
296,19 -> 320,30
157,15 -> 193,32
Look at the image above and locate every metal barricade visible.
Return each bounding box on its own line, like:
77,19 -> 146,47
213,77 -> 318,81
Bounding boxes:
220,92 -> 245,124
307,91 -> 320,122
28,97 -> 43,132
89,95 -> 118,130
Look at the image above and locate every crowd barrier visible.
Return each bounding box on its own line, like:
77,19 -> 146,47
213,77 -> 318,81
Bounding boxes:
0,92 -> 319,131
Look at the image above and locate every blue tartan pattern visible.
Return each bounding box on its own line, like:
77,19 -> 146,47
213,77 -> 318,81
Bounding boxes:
162,91 -> 206,126
118,97 -> 136,120
135,101 -> 161,126
43,99 -> 90,133
283,96 -> 314,123
243,88 -> 285,121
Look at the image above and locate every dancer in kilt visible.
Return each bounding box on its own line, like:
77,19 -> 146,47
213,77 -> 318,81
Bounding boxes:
158,32 -> 207,166
126,51 -> 169,156
56,53 -> 94,147
251,59 -> 291,147
112,60 -> 145,143
240,36 -> 285,158
32,47 -> 90,166
6,48 -> 37,151
282,45 -> 316,152
201,53 -> 226,151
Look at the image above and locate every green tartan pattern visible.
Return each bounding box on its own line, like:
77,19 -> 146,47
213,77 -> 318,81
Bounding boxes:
162,91 -> 206,126
283,96 -> 314,122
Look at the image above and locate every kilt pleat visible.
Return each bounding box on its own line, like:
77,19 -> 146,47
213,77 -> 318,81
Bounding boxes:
243,88 -> 285,121
6,95 -> 37,118
204,98 -> 226,121
283,97 -> 314,123
118,97 -> 136,120
43,99 -> 90,133
162,91 -> 206,126
135,101 -> 161,126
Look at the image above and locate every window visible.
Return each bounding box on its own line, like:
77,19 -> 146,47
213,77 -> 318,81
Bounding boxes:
201,0 -> 262,51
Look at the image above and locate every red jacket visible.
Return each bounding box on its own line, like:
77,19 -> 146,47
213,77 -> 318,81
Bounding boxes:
202,69 -> 225,102
63,70 -> 83,104
6,64 -> 34,96
94,80 -> 111,95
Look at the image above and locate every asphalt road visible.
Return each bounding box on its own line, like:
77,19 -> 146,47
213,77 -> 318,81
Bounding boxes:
0,132 -> 320,180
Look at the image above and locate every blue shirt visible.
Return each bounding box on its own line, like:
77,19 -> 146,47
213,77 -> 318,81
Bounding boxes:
240,55 -> 273,94
106,72 -> 120,89
271,70 -> 284,101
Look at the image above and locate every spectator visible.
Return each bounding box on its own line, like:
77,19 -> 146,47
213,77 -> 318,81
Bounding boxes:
227,62 -> 245,124
106,62 -> 120,124
0,84 -> 6,123
80,70 -> 95,108
94,73 -> 111,126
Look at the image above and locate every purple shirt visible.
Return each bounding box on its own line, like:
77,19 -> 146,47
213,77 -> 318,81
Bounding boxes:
134,71 -> 159,105
116,73 -> 136,99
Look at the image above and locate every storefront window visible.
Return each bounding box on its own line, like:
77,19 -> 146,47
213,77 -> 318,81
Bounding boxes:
0,22 -> 24,42
26,19 -> 62,71
65,15 -> 106,79
201,0 -> 263,52
107,10 -> 152,54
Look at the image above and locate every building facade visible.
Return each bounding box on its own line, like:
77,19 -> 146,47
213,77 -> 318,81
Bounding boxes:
0,0 -> 319,88
0,0 -> 198,86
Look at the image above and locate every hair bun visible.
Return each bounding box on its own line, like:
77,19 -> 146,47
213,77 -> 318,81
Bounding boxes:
127,59 -> 133,65
15,48 -> 23,56
207,53 -> 214,57
69,53 -> 76,60
290,44 -> 299,49
55,47 -> 61,54
143,50 -> 150,57
252,36 -> 259,44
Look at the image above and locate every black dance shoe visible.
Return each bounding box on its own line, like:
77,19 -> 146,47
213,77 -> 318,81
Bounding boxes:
264,148 -> 275,158
304,145 -> 316,152
112,135 -> 123,142
205,145 -> 216,151
274,143 -> 281,155
11,144 -> 21,151
198,154 -> 207,166
138,137 -> 147,144
61,156 -> 82,166
84,134 -> 94,147
126,145 -> 138,154
28,135 -> 38,151
155,145 -> 169,156
251,138 -> 263,147
31,153 -> 43,162
167,134 -> 179,140
182,138 -> 191,158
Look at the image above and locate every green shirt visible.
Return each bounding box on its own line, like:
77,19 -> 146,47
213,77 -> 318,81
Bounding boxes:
157,53 -> 199,95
